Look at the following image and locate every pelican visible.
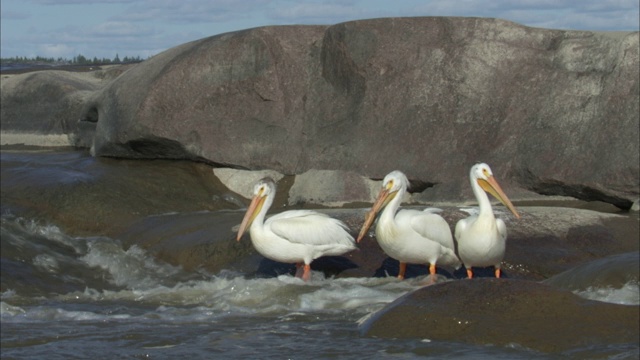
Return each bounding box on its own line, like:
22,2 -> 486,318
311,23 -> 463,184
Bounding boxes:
455,163 -> 520,279
236,177 -> 356,281
357,170 -> 460,282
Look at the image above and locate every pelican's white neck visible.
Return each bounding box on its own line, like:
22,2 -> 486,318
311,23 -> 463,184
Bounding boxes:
471,177 -> 494,218
250,192 -> 274,234
380,186 -> 404,227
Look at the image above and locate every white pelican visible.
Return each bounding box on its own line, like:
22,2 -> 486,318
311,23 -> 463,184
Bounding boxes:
455,163 -> 520,279
236,177 -> 356,281
357,170 -> 460,282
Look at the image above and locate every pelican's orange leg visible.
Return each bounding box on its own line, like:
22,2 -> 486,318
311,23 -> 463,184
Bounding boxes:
301,264 -> 312,281
466,268 -> 473,279
397,262 -> 407,280
495,268 -> 501,278
429,264 -> 437,284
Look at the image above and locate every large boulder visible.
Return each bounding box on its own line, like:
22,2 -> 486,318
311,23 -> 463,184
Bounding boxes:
0,65 -> 133,147
1,18 -> 638,209
85,25 -> 328,163
90,18 -> 639,208
0,71 -> 98,147
358,278 -> 639,353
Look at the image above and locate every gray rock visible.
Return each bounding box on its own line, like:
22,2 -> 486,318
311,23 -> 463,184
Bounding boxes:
288,169 -> 379,206
1,18 -> 638,209
213,168 -> 284,199
0,71 -> 101,146
0,65 -> 137,146
359,278 -> 639,353
88,18 -> 640,209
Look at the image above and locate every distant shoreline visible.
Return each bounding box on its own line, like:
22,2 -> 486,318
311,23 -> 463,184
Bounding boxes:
0,62 -> 139,75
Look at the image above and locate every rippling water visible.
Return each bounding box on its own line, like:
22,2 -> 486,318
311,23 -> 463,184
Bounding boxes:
1,150 -> 639,359
2,213 -> 638,359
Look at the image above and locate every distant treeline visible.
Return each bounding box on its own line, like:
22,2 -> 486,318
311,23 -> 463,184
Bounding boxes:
0,54 -> 145,65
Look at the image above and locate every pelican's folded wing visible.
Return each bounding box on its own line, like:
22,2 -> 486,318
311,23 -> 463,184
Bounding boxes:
267,210 -> 354,246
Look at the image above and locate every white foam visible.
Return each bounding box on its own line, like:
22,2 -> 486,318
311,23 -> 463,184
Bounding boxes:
80,242 -> 183,290
32,254 -> 60,272
1,289 -> 17,300
1,301 -> 26,317
26,272 -> 421,323
19,218 -> 86,254
574,281 -> 639,305
1,300 -> 132,322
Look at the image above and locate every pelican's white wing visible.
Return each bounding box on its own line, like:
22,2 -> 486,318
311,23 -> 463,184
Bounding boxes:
496,218 -> 508,242
394,208 -> 455,250
454,215 -> 475,241
266,210 -> 354,246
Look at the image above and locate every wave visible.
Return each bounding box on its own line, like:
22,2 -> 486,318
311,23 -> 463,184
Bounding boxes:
1,214 -> 423,323
543,252 -> 639,305
2,213 -> 638,328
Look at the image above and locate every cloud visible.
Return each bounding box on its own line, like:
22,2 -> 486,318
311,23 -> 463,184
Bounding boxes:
12,21 -> 173,59
89,21 -> 158,37
550,10 -> 640,31
2,0 -> 637,60
116,0 -> 267,24
415,0 -> 639,30
37,43 -> 76,58
0,10 -> 32,20
28,0 -> 137,4
419,0 -> 635,14
268,3 -> 366,23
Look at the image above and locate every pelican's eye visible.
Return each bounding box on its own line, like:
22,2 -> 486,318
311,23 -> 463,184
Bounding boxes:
386,180 -> 394,190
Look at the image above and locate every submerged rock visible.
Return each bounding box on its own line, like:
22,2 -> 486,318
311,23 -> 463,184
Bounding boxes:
359,278 -> 639,353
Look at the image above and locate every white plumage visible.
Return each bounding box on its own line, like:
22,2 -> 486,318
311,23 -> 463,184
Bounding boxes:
237,177 -> 356,281
455,163 -> 520,278
357,170 -> 460,281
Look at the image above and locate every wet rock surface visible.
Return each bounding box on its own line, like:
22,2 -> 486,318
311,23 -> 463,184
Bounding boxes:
2,150 -> 637,280
359,278 -> 639,353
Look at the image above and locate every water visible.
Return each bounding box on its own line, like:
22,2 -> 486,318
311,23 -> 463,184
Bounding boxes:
0,216 -> 535,359
1,150 -> 638,359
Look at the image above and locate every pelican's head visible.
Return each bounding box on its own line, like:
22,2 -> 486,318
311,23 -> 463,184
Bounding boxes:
236,177 -> 277,241
471,163 -> 520,219
383,170 -> 410,194
252,177 -> 277,198
357,170 -> 408,242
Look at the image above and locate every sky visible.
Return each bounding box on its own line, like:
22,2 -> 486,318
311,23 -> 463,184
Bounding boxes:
1,0 -> 639,60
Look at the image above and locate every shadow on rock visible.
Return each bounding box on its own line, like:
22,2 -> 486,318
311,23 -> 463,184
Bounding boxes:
254,256 -> 359,279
